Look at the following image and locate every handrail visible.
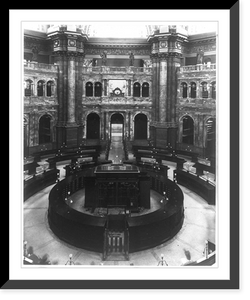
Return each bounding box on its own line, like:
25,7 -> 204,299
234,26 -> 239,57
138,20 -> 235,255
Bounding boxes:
83,66 -> 152,74
24,61 -> 58,71
180,63 -> 216,73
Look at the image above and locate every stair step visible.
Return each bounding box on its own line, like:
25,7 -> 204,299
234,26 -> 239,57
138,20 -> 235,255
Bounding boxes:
105,253 -> 129,261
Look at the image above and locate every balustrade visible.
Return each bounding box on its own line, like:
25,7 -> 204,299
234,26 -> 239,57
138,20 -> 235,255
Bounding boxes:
180,63 -> 216,73
83,66 -> 152,74
178,97 -> 216,107
24,61 -> 58,72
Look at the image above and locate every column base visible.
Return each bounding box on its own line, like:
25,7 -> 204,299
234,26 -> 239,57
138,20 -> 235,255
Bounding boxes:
65,124 -> 80,147
154,126 -> 177,149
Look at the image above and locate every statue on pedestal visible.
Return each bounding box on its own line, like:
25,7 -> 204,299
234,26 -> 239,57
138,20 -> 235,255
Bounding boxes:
100,51 -> 107,66
129,52 -> 134,66
31,46 -> 39,62
196,48 -> 204,64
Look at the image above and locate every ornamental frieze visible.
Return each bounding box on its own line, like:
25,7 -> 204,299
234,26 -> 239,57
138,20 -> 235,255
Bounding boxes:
24,37 -> 52,52
84,46 -> 151,56
184,42 -> 216,54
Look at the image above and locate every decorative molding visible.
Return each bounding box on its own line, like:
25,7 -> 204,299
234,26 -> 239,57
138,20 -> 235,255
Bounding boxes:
84,45 -> 151,56
150,121 -> 178,128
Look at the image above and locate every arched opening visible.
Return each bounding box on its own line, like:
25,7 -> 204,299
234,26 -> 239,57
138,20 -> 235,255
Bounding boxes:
110,113 -> 124,141
142,82 -> 149,97
134,113 -> 147,140
182,116 -> 194,145
190,82 -> 196,98
206,117 -> 216,159
211,81 -> 216,99
86,82 -> 93,97
133,82 -> 141,97
24,117 -> 29,157
86,113 -> 100,139
181,82 -> 187,98
39,114 -> 51,144
201,82 -> 208,98
94,82 -> 102,97
46,80 -> 54,97
37,80 -> 45,97
24,79 -> 33,96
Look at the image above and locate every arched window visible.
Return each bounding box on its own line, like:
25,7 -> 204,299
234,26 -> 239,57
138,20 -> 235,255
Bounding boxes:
23,117 -> 29,157
86,82 -> 93,97
134,113 -> 147,139
182,116 -> 194,145
206,117 -> 216,158
201,82 -> 208,98
39,114 -> 51,144
94,82 -> 102,97
190,82 -> 196,98
37,80 -> 45,97
24,79 -> 33,96
133,82 -> 141,97
142,82 -> 149,97
46,80 -> 54,97
211,81 -> 216,99
181,82 -> 187,98
86,113 -> 100,139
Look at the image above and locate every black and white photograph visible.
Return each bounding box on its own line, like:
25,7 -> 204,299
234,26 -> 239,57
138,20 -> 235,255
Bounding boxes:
7,6 -> 241,291
22,21 -> 217,267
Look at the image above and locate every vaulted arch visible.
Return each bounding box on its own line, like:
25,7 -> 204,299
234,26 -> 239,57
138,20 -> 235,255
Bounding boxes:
134,113 -> 148,140
86,112 -> 100,139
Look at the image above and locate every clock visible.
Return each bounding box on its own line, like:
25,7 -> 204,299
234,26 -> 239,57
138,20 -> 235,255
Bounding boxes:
114,88 -> 122,95
54,40 -> 60,47
68,39 -> 76,46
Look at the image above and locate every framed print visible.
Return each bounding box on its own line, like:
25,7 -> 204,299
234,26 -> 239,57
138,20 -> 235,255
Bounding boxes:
6,3 -> 239,289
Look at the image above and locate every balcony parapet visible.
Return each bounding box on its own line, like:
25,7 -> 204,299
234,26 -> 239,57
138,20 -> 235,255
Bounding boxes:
150,121 -> 178,128
24,61 -> 58,72
83,96 -> 152,105
180,63 -> 216,73
82,66 -> 152,75
177,97 -> 216,107
24,96 -> 58,105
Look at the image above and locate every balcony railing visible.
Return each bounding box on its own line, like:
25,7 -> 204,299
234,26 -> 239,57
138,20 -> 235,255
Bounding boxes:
150,121 -> 178,128
178,97 -> 216,107
83,66 -> 152,75
83,96 -> 152,105
24,61 -> 58,72
180,63 -> 216,73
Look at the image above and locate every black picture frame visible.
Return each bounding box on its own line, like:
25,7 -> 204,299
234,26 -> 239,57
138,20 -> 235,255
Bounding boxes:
6,3 -> 239,289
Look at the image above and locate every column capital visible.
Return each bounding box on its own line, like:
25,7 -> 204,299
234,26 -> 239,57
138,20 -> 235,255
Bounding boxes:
66,52 -> 79,61
158,53 -> 169,61
150,53 -> 159,60
53,50 -> 67,58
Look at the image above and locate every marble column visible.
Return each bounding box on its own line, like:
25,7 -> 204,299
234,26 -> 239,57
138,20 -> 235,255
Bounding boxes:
128,111 -> 131,140
54,52 -> 66,147
103,111 -> 106,140
159,54 -> 168,122
166,57 -> 172,123
67,54 -> 76,124
106,112 -> 110,140
171,58 -> 181,124
155,57 -> 160,121
151,55 -> 157,121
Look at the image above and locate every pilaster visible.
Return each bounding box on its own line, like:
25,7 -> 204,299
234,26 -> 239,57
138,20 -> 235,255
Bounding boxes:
158,53 -> 168,123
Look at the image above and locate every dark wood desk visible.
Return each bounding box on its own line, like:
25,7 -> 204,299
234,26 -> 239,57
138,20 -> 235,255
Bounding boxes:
174,169 -> 215,204
24,168 -> 59,201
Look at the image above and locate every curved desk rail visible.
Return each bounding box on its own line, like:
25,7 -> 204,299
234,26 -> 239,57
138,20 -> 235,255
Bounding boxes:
24,168 -> 59,201
174,169 -> 215,205
48,166 -> 184,253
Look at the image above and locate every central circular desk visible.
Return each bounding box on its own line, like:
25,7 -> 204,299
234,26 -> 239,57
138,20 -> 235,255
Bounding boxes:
48,163 -> 184,259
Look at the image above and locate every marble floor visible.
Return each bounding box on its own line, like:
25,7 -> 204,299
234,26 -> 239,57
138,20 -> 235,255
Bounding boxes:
23,158 -> 216,266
